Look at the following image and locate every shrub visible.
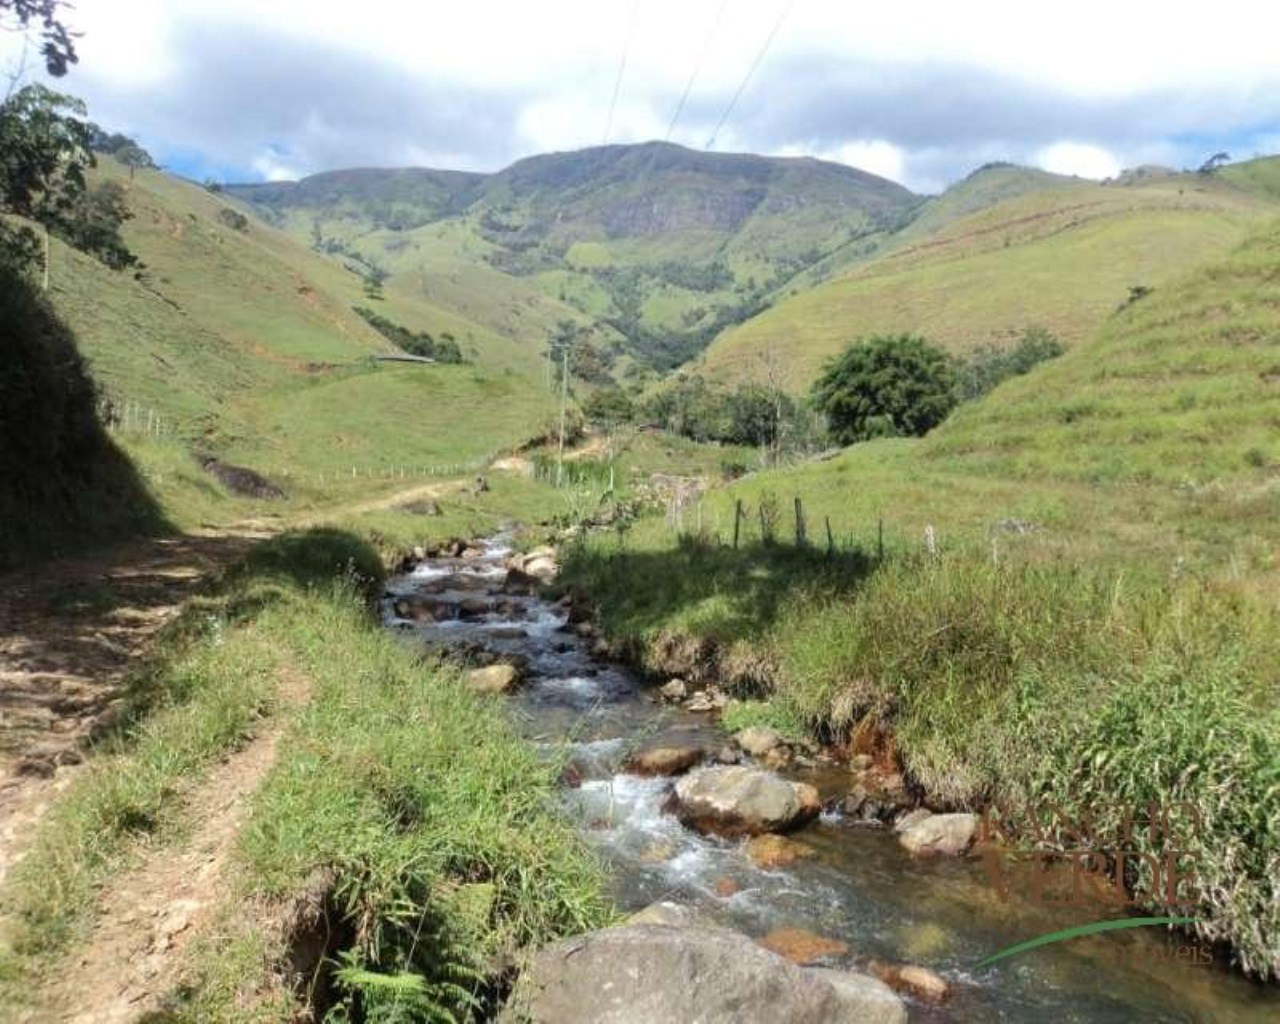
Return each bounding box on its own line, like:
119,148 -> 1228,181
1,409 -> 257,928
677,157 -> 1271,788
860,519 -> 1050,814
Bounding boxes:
812,334 -> 958,444
955,326 -> 1065,401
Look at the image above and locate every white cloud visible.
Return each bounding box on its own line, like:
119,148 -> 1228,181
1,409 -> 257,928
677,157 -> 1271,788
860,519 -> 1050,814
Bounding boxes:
1035,141 -> 1123,180
250,149 -> 301,182
4,0 -> 1278,186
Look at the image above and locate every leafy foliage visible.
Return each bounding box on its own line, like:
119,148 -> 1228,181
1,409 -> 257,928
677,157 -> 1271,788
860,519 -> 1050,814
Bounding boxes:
581,385 -> 635,428
58,180 -> 138,269
216,206 -> 249,233
812,334 -> 958,444
954,326 -> 1065,401
0,0 -> 77,76
0,84 -> 136,270
642,375 -> 813,450
354,306 -> 465,363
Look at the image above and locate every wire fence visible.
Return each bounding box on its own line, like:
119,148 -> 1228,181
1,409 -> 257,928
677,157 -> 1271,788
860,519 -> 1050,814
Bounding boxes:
103,400 -> 502,489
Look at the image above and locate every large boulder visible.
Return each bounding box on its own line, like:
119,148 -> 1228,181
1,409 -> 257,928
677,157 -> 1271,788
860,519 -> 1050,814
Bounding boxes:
466,664 -> 520,694
735,726 -> 784,757
897,812 -> 978,857
808,969 -> 908,1024
625,745 -> 703,777
518,545 -> 560,582
673,766 -> 820,837
503,924 -> 902,1023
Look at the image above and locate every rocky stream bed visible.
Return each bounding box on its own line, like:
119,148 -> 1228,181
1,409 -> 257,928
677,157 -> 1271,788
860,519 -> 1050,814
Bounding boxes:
382,537 -> 1280,1023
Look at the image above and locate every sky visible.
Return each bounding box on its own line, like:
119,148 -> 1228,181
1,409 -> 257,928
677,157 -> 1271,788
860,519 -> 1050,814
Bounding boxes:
4,0 -> 1280,193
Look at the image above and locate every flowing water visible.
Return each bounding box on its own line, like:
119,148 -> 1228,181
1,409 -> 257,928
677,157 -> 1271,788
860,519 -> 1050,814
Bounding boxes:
383,538 -> 1280,1023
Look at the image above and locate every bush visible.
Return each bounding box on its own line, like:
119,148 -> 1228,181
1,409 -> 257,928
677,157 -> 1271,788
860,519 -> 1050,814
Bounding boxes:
582,385 -> 635,428
353,306 -> 464,363
812,334 -> 958,445
216,206 -> 249,233
642,376 -> 815,451
955,326 -> 1065,401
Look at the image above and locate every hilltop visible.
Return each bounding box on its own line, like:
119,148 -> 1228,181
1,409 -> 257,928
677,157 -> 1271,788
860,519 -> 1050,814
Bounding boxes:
697,160 -> 1280,387
227,141 -> 921,370
29,155 -> 561,541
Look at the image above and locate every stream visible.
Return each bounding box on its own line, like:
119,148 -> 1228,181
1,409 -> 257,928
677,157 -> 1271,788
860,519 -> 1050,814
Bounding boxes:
382,537 -> 1280,1023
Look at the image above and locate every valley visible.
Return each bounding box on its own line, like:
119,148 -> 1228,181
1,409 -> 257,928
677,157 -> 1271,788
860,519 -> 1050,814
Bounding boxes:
3,97 -> 1278,1024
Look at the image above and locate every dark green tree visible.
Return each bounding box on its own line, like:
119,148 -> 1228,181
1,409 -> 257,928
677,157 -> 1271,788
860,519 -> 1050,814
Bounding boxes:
811,334 -> 958,445
0,84 -> 136,271
955,326 -> 1064,401
1,0 -> 77,77
114,142 -> 154,180
582,385 -> 635,429
60,180 -> 137,269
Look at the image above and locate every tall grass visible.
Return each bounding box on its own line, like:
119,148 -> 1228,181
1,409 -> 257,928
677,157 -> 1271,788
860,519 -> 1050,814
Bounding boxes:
234,595 -> 612,1023
560,536 -> 1280,977
1,528 -> 611,1022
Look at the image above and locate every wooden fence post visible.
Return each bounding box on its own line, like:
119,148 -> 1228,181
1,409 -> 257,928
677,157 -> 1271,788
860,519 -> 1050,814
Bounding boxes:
825,516 -> 834,557
732,499 -> 743,550
794,496 -> 806,547
877,517 -> 884,562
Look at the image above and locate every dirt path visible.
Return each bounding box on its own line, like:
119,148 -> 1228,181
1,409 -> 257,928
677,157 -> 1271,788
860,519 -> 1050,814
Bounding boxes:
30,666 -> 312,1024
0,478 -> 464,880
0,529 -> 271,887
341,476 -> 468,516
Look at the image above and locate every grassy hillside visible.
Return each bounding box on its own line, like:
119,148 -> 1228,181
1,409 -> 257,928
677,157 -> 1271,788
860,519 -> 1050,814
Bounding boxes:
228,142 -> 921,371
41,157 -> 558,528
698,164 -> 1279,387
549,218 -> 1280,979
925,215 -> 1280,487
0,261 -> 169,567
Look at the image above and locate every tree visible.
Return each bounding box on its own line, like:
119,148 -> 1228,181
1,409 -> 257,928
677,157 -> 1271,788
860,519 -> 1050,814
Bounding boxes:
955,326 -> 1064,402
811,334 -> 958,445
0,83 -> 91,268
1198,152 -> 1230,175
1,0 -> 77,79
60,181 -> 137,269
582,385 -> 635,429
0,84 -> 135,272
114,142 -> 153,180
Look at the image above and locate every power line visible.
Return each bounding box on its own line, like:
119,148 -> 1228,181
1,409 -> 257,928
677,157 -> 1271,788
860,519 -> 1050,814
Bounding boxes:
705,0 -> 795,150
666,0 -> 730,142
603,0 -> 642,144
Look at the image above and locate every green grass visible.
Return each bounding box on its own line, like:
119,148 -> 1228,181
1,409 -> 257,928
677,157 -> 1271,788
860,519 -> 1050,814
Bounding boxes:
0,527 -> 610,1022
558,531 -> 1280,977
927,216 -> 1280,487
700,170 -> 1277,387
39,158 -> 558,526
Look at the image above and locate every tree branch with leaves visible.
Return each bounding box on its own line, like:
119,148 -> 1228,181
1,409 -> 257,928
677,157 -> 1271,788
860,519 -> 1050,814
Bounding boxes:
1,0 -> 78,78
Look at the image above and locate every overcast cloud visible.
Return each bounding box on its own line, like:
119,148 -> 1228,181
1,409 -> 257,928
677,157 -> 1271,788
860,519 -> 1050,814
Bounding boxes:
4,0 -> 1279,192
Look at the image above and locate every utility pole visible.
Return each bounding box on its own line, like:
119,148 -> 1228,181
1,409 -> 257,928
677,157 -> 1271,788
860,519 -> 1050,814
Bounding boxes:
556,344 -> 569,488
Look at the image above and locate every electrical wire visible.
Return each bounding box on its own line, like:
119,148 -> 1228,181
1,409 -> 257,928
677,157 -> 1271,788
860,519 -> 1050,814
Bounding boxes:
603,0 -> 642,144
705,0 -> 795,150
666,0 -> 730,142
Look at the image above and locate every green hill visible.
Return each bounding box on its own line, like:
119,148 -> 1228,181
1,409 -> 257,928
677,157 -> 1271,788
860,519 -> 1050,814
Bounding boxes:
39,157 -> 559,525
227,141 -> 921,370
677,214 -> 1280,581
924,214 -> 1280,487
697,162 -> 1280,387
